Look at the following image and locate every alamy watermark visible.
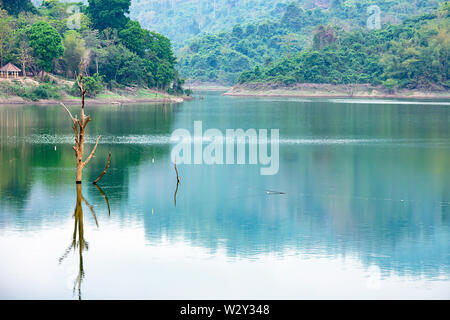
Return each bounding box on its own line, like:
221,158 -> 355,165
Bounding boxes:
367,5 -> 381,30
67,5 -> 81,30
170,121 -> 280,176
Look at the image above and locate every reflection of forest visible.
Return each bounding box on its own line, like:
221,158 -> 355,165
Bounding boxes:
134,144 -> 450,278
0,100 -> 449,278
133,97 -> 450,277
0,103 -> 178,207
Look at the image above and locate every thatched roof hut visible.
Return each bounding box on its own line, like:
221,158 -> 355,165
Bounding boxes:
0,63 -> 22,78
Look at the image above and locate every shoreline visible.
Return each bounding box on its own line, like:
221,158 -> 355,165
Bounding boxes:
0,78 -> 193,105
185,81 -> 232,91
0,95 -> 192,106
224,83 -> 450,100
190,85 -> 231,91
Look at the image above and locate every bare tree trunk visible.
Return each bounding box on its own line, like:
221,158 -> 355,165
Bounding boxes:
61,74 -> 101,184
21,60 -> 26,78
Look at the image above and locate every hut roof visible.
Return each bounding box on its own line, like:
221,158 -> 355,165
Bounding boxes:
0,63 -> 21,72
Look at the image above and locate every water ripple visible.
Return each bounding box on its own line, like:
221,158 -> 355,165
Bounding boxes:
5,134 -> 450,148
327,99 -> 450,106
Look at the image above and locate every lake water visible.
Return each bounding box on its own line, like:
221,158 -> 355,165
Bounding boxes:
0,92 -> 449,299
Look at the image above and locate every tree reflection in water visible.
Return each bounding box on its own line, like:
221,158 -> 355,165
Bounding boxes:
58,184 -> 109,300
174,179 -> 180,207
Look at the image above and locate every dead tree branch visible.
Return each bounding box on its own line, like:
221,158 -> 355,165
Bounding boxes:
173,158 -> 181,207
93,152 -> 111,185
60,102 -> 77,123
83,135 -> 101,168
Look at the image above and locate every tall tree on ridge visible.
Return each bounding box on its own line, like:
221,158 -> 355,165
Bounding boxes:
87,0 -> 131,31
0,9 -> 13,67
28,21 -> 64,77
0,0 -> 36,16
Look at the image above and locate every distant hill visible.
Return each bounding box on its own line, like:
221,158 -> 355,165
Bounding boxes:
238,4 -> 450,91
32,0 -> 291,48
130,0 -> 291,48
177,2 -> 325,84
177,0 -> 445,84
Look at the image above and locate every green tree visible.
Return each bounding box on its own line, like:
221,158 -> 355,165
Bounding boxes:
146,32 -> 176,65
71,73 -> 104,97
119,20 -> 146,56
438,2 -> 450,17
117,54 -> 146,85
156,60 -> 175,90
232,24 -> 243,38
98,43 -> 133,82
0,0 -> 36,16
62,31 -> 86,78
28,21 -> 64,73
13,25 -> 34,77
312,25 -> 336,50
87,0 -> 131,31
0,9 -> 14,67
382,79 -> 398,93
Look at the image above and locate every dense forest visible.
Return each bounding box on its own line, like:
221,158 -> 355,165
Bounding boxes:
130,0 -> 290,48
1,0 -> 448,93
177,0 -> 446,84
0,0 -> 186,100
177,2 -> 327,84
129,0 -> 444,48
32,0 -> 290,48
238,4 -> 450,90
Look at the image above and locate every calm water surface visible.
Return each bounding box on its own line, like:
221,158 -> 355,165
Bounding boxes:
0,92 -> 449,299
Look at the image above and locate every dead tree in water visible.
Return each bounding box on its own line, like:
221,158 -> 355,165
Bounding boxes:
61,75 -> 100,183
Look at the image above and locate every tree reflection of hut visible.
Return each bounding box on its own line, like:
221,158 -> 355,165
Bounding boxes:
0,63 -> 22,79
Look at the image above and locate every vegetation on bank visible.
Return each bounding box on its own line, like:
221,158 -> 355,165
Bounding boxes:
0,76 -> 184,103
0,81 -> 62,101
238,4 -> 450,92
0,0 -> 191,101
178,0 -> 446,84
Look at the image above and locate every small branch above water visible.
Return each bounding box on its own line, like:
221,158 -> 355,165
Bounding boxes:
93,151 -> 111,185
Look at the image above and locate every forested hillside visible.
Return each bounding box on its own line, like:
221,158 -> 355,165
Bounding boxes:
130,0 -> 290,48
177,0 -> 445,84
7,0 -> 448,90
238,4 -> 450,91
0,0 -> 186,100
177,2 -> 327,84
35,0 -> 291,48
